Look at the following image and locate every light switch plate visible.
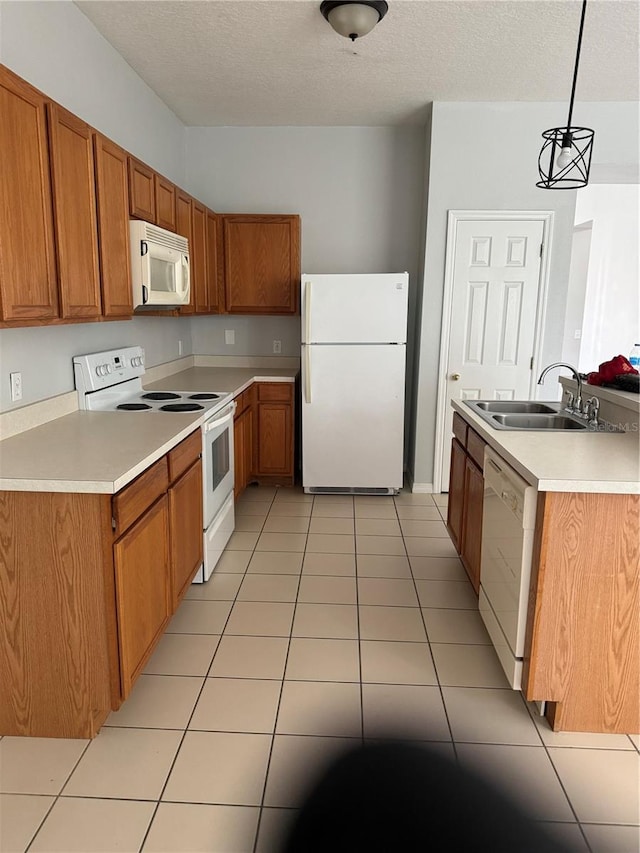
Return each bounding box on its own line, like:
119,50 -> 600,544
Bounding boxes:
225,330 -> 235,345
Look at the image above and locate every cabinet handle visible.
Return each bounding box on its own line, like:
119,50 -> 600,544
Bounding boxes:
304,346 -> 312,404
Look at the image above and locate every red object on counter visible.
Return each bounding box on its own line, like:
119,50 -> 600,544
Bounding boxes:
586,355 -> 639,385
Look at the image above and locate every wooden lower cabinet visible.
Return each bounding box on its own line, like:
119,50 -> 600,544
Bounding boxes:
114,495 -> 171,698
169,459 -> 204,608
446,413 -> 486,594
234,395 -> 254,500
0,430 -> 203,738
460,456 -> 483,594
446,438 -> 466,551
255,383 -> 294,482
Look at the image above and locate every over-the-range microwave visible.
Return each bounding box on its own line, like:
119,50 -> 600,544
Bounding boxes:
130,219 -> 190,308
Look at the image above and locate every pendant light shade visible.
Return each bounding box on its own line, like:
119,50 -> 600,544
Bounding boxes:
537,0 -> 594,189
320,1 -> 388,41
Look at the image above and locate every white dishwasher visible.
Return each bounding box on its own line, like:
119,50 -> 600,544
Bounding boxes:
479,447 -> 537,689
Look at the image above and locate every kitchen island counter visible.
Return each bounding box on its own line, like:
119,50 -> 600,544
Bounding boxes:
451,399 -> 639,494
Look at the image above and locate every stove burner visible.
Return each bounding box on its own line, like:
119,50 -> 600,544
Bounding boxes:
159,403 -> 205,412
142,392 -> 181,401
188,393 -> 221,400
117,403 -> 152,411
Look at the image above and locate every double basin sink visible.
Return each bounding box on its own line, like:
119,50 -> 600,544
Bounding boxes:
464,400 -> 618,432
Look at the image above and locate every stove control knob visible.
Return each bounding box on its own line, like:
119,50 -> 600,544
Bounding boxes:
100,365 -> 107,376
95,366 -> 101,376
106,364 -> 112,374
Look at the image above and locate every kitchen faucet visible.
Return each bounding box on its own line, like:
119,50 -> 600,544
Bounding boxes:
537,362 -> 584,415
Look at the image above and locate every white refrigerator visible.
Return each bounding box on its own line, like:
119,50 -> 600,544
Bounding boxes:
301,272 -> 409,494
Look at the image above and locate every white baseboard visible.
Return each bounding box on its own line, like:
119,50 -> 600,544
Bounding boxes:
409,482 -> 435,494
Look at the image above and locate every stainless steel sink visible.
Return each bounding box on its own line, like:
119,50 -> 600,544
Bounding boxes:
491,413 -> 587,430
463,400 -> 623,432
473,401 -> 558,414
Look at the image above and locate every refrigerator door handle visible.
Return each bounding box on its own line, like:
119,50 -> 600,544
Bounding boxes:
304,280 -> 312,344
304,345 -> 312,404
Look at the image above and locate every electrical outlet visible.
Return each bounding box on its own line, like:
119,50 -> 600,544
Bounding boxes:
225,329 -> 235,345
10,372 -> 22,402
574,329 -> 582,339
178,340 -> 184,356
273,340 -> 282,354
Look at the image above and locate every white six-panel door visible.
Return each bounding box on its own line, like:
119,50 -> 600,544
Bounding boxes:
439,217 -> 546,491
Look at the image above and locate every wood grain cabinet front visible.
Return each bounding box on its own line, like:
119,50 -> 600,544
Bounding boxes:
255,383 -> 294,481
154,173 -> 176,231
113,495 -> 171,698
47,103 -> 102,319
223,214 -> 301,315
446,413 -> 486,593
128,156 -> 156,222
0,65 -> 59,322
0,429 -> 205,738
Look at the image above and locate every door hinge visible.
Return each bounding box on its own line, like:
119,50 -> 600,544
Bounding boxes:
111,516 -> 117,531
530,357 -> 534,370
539,242 -> 544,257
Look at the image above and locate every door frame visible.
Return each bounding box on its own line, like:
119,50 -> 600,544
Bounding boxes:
432,209 -> 555,493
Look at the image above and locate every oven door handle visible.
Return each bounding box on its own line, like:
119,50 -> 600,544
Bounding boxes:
204,402 -> 236,432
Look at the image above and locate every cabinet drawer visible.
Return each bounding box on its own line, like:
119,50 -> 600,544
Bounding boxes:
466,428 -> 486,470
452,412 -> 468,446
168,429 -> 201,483
112,457 -> 169,537
258,382 -> 293,402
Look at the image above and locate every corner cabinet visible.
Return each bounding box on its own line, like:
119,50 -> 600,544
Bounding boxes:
223,214 -> 300,315
234,386 -> 256,499
446,413 -> 486,594
0,430 -> 203,738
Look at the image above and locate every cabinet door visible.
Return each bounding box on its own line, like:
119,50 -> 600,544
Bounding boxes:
223,214 -> 300,314
192,200 -> 209,314
94,134 -> 134,317
113,496 -> 170,698
257,401 -> 293,476
155,174 -> 176,231
169,459 -> 203,609
128,157 -> 155,221
461,457 -> 483,594
206,209 -> 223,313
48,103 -> 102,319
0,67 -> 58,321
176,190 -> 194,315
446,439 -> 465,552
234,411 -> 246,499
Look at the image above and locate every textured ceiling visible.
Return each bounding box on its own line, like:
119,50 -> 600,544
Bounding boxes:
76,0 -> 639,126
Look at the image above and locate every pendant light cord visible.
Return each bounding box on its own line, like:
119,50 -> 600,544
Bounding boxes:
566,0 -> 588,131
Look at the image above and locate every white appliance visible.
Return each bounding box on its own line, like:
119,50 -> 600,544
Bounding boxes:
479,447 -> 537,689
73,346 -> 235,584
301,272 -> 409,494
129,220 -> 190,308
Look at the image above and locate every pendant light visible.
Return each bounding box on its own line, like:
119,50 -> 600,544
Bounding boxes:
320,1 -> 388,42
537,0 -> 595,189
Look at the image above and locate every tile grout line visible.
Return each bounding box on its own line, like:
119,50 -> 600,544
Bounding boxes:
137,487 -> 278,853
251,486 -> 311,853
396,491 -> 458,758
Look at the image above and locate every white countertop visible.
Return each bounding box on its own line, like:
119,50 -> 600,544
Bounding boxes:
0,367 -> 298,494
453,400 -> 640,494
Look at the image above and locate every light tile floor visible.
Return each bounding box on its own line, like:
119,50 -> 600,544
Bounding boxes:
1,487 -> 639,853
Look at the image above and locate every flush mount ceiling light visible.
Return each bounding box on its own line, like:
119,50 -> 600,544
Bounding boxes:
537,0 -> 595,189
320,1 -> 388,41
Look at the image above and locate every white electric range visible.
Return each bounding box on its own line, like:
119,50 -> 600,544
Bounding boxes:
73,346 -> 236,582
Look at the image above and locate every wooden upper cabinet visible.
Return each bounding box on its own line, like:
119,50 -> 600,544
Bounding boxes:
154,174 -> 176,231
128,156 -> 155,222
0,66 -> 58,322
192,201 -> 208,313
206,209 -> 223,314
223,214 -> 300,315
47,103 -> 102,319
176,190 -> 194,315
93,134 -> 133,317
